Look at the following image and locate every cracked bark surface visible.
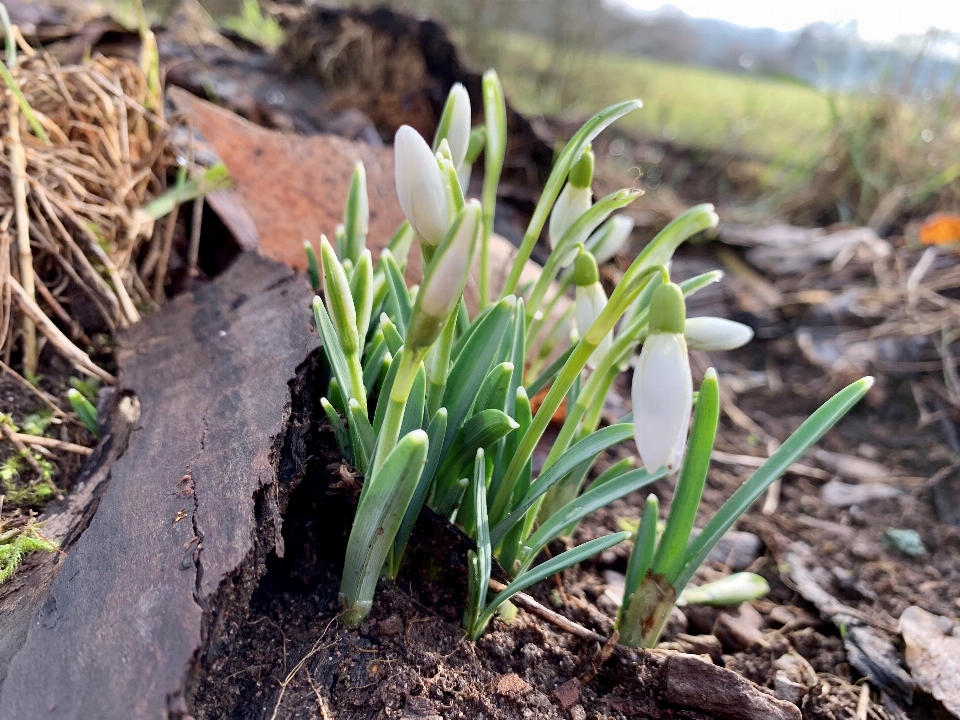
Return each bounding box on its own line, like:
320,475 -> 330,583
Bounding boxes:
0,253 -> 317,718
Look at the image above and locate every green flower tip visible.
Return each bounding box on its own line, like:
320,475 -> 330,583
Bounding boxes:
467,127 -> 486,162
67,388 -> 81,401
648,282 -> 686,335
861,376 -> 875,390
569,146 -> 595,189
573,249 -> 599,287
703,367 -> 718,382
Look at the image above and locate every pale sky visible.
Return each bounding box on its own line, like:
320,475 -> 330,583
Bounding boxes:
620,1 -> 960,42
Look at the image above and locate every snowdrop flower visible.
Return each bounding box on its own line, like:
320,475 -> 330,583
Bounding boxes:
395,125 -> 451,246
588,214 -> 635,265
573,250 -> 613,368
549,148 -> 594,264
632,282 -> 692,472
684,317 -> 754,352
408,200 -> 482,350
435,83 -> 472,171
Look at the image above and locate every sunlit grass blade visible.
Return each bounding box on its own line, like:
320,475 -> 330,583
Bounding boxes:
515,466 -> 667,573
675,376 -> 874,590
470,532 -> 630,639
343,161 -> 368,264
489,423 -> 634,542
387,221 -> 415,268
320,397 -> 350,461
391,407 -> 448,577
340,430 -> 429,627
500,99 -> 643,299
651,368 -> 719,583
373,351 -> 402,435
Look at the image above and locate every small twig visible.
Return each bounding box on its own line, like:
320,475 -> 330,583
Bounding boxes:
34,278 -> 89,344
0,359 -> 64,416
856,682 -> 871,720
9,77 -> 38,377
1,420 -> 43,476
11,433 -> 92,455
488,579 -> 607,644
153,204 -> 179,303
710,450 -> 829,480
8,275 -> 116,384
186,196 -> 203,291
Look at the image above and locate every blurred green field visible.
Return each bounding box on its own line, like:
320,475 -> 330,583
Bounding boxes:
484,31 -> 833,160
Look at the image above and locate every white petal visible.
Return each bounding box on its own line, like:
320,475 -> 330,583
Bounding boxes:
419,200 -> 481,317
684,317 -> 754,351
576,283 -> 612,369
394,125 -> 450,246
591,215 -> 634,265
632,333 -> 692,472
446,83 -> 472,171
549,184 -> 593,255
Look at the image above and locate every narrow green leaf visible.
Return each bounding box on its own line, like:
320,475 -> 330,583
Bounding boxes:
380,314 -> 404,355
652,368 -> 720,584
471,532 -> 630,639
465,449 -> 493,633
362,332 -> 388,393
373,350 -> 402,435
516,466 -> 668,574
675,377 -> 874,590
591,457 -> 636,489
387,221 -> 415,269
340,430 -> 429,627
343,161 -> 368,264
380,250 -> 411,334
440,298 -> 516,457
67,389 -> 99,437
400,364 -> 426,439
489,423 -> 634,544
391,407 -> 448,575
474,362 -> 514,415
320,397 -> 350,461
433,409 -> 519,515
621,494 -> 659,603
348,399 -> 375,474
304,241 -> 321,293
489,386 -> 532,527
313,297 -> 351,409
350,250 -> 374,343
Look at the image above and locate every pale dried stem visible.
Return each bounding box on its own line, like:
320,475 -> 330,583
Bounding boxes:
9,87 -> 37,376
1,420 -> 44,476
11,432 -> 92,456
0,359 -> 64,416
153,204 -> 178,303
8,275 -> 116,384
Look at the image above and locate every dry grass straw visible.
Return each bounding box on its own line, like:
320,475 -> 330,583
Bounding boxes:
1,23 -> 180,384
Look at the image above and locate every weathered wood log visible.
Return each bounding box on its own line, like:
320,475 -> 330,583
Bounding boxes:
0,253 -> 317,718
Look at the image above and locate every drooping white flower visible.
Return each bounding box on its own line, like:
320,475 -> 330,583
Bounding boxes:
632,282 -> 692,472
550,184 -> 593,253
572,249 -> 612,369
588,214 -> 635,265
549,148 -> 595,266
576,283 -> 613,369
394,125 -> 451,246
684,317 -> 754,352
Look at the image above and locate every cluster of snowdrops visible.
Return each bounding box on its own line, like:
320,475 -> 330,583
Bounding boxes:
308,71 -> 871,647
